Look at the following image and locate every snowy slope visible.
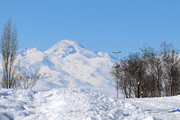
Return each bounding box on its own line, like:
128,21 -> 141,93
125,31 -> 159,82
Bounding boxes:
0,40 -> 115,96
0,88 -> 154,120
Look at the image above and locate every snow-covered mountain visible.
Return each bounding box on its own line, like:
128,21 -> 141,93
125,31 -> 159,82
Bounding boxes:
0,40 -> 115,96
1,40 -> 180,120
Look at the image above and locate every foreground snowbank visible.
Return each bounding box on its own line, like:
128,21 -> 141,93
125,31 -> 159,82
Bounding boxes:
0,88 -> 153,120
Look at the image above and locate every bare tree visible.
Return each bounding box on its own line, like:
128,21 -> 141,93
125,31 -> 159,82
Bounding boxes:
118,59 -> 134,98
0,19 -> 44,89
128,53 -> 147,98
111,42 -> 180,98
111,52 -> 147,98
14,61 -> 46,89
0,19 -> 18,89
18,69 -> 45,89
141,47 -> 163,97
161,42 -> 180,96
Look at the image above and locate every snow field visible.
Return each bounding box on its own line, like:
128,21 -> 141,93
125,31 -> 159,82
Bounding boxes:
124,96 -> 180,120
0,88 -> 154,120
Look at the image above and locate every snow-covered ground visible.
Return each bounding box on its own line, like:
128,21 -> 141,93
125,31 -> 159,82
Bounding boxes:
0,88 -> 154,120
0,88 -> 179,120
124,96 -> 180,120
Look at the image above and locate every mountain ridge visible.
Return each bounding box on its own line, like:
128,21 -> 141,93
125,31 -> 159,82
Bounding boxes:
0,40 -> 115,97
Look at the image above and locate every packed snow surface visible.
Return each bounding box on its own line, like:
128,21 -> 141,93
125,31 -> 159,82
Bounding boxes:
124,96 -> 180,120
0,88 -> 154,120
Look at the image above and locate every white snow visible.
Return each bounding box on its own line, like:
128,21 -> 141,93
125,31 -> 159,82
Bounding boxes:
0,88 -> 154,120
0,88 -> 179,120
124,96 -> 180,120
0,40 -> 179,119
0,40 -> 115,97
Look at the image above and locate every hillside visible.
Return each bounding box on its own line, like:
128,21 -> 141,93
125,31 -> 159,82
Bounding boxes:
0,40 -> 115,96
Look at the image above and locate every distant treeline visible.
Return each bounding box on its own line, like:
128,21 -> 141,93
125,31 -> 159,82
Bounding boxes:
111,42 -> 180,98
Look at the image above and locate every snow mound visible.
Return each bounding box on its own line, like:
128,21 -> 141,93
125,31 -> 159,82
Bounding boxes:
0,88 -> 154,120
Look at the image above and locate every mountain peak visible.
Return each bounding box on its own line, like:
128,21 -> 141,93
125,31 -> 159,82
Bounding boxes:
45,40 -> 85,56
18,48 -> 41,56
56,40 -> 82,47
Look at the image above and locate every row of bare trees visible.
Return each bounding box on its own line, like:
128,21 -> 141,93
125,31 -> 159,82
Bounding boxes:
111,42 -> 180,98
0,19 -> 44,89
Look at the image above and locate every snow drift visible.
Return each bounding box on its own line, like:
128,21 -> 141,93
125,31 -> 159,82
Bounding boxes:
0,88 -> 154,120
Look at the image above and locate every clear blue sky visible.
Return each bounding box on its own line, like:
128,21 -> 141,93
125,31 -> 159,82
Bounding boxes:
0,0 -> 180,57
